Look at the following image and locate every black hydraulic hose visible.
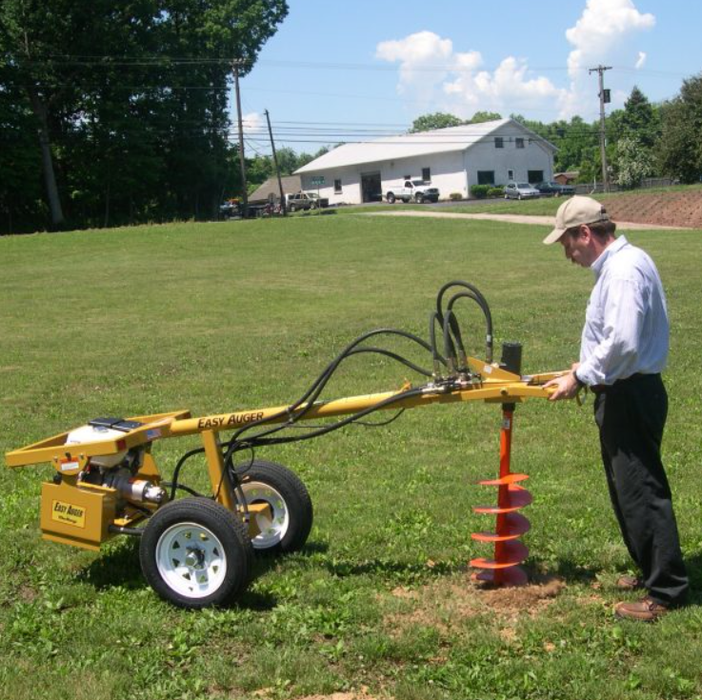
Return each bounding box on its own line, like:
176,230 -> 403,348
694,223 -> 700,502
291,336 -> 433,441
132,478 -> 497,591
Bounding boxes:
162,481 -> 205,498
442,309 -> 467,374
225,340 -> 434,460
232,385 -> 426,450
345,347 -> 433,377
169,446 -> 205,501
428,311 -> 444,379
226,327 -> 442,452
437,282 -> 494,363
223,282 -> 486,470
219,328 -> 443,476
223,345 -> 424,461
447,291 -> 493,364
441,311 -> 458,376
448,291 -> 493,350
436,280 -> 491,323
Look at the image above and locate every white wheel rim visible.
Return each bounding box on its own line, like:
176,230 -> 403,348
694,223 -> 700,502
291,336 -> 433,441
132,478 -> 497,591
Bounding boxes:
240,481 -> 289,549
156,522 -> 227,599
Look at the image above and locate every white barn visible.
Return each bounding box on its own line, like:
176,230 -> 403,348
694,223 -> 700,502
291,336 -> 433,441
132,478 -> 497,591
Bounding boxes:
295,118 -> 557,205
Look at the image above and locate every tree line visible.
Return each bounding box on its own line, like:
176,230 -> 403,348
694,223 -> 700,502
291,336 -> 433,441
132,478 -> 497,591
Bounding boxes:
2,0 -> 701,236
410,77 -> 702,190
0,0 -> 288,234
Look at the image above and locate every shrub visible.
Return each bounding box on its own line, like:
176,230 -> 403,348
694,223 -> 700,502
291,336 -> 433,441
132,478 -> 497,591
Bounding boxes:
470,185 -> 491,199
487,186 -> 504,198
449,192 -> 463,201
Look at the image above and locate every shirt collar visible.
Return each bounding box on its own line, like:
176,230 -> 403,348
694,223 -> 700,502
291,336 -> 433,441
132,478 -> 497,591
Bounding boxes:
591,235 -> 628,278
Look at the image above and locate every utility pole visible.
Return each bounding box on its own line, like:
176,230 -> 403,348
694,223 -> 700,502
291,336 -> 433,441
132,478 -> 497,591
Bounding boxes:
265,109 -> 287,216
233,60 -> 248,218
589,65 -> 612,193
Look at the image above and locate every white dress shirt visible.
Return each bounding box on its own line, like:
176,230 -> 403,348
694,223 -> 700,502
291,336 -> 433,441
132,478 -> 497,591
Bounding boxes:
576,235 -> 669,387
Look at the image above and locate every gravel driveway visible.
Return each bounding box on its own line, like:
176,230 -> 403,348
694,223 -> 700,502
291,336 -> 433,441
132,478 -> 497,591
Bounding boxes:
363,209 -> 690,230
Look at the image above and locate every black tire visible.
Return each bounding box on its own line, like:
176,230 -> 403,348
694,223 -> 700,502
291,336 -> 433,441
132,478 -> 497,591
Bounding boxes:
139,498 -> 254,609
386,192 -> 396,203
235,460 -> 313,554
415,193 -> 424,203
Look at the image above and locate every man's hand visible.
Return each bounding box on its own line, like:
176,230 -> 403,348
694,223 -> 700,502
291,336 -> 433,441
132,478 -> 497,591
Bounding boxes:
544,370 -> 581,401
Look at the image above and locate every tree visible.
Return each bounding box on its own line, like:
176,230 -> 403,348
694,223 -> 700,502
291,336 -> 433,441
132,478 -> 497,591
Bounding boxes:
616,137 -> 656,189
467,111 -> 502,124
512,114 -> 599,176
657,72 -> 702,184
0,1 -> 289,232
0,59 -> 44,233
609,86 -> 660,149
606,86 -> 660,187
275,147 -> 301,176
410,112 -> 464,132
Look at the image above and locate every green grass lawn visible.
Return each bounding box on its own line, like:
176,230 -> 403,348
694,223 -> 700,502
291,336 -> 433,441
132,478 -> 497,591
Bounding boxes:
1,215 -> 702,700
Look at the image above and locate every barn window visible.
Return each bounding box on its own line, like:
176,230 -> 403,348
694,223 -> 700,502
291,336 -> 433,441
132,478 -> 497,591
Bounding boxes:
516,138 -> 525,149
334,179 -> 342,194
421,167 -> 431,182
494,137 -> 504,149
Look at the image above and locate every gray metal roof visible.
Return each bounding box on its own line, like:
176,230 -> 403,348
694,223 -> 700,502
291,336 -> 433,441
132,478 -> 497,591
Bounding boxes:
248,175 -> 302,203
295,119 -> 556,174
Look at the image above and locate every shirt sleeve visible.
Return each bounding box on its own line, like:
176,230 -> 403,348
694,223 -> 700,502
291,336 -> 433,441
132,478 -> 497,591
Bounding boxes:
577,275 -> 647,386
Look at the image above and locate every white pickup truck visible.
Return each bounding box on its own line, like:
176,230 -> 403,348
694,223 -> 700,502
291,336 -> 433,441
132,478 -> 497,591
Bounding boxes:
385,179 -> 440,204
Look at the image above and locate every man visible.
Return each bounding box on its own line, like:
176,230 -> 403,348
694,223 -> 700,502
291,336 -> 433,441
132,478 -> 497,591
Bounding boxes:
543,196 -> 688,621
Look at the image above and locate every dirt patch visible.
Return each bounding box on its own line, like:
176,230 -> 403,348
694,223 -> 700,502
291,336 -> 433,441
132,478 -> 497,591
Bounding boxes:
605,190 -> 702,229
385,574 -> 566,637
277,692 -> 382,700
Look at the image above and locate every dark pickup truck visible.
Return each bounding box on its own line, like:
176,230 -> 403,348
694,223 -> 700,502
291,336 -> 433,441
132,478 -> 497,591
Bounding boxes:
535,181 -> 575,196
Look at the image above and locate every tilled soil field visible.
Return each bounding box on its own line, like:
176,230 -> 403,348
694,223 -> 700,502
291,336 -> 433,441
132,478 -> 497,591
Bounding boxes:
606,189 -> 702,229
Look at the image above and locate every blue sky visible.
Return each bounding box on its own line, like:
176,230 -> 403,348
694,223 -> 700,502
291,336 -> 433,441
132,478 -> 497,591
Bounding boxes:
237,0 -> 701,156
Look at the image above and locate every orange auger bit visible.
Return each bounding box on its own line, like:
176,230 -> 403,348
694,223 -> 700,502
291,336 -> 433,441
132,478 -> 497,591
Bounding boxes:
470,343 -> 533,587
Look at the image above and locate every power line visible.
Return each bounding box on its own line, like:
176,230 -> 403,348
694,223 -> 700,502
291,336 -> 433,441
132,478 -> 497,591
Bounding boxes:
26,54 -> 691,78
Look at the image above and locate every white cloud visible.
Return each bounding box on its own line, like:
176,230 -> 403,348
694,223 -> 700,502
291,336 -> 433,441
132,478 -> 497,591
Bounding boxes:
375,31 -> 479,105
565,0 -> 655,77
561,0 -> 655,118
375,31 -> 562,120
375,1 -> 656,123
242,111 -> 264,134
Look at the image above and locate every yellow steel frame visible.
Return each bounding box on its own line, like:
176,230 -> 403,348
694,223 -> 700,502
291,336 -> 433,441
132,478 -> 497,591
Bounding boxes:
5,358 -> 565,550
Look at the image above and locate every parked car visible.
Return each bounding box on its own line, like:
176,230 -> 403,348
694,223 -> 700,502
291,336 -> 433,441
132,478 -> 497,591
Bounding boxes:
504,182 -> 541,200
219,199 -> 240,219
286,192 -> 318,212
535,181 -> 575,197
304,192 -> 329,208
386,179 -> 440,203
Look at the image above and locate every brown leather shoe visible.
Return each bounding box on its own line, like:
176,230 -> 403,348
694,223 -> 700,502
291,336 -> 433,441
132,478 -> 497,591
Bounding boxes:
614,596 -> 669,622
616,574 -> 644,591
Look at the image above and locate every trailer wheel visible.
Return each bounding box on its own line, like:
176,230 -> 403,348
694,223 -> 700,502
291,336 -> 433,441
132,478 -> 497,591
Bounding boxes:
139,498 -> 253,609
235,460 -> 313,553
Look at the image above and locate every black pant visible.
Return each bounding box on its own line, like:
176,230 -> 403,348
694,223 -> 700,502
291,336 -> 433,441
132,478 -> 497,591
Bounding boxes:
594,373 -> 688,606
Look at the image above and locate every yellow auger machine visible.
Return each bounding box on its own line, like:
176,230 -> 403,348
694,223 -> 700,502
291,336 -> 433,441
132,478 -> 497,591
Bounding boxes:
6,282 -> 565,608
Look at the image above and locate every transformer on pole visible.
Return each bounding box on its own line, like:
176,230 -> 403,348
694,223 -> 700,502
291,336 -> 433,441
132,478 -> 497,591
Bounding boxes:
589,65 -> 612,193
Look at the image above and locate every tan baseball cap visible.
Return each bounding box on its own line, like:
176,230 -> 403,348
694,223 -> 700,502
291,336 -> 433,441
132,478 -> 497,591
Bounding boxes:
543,195 -> 610,244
